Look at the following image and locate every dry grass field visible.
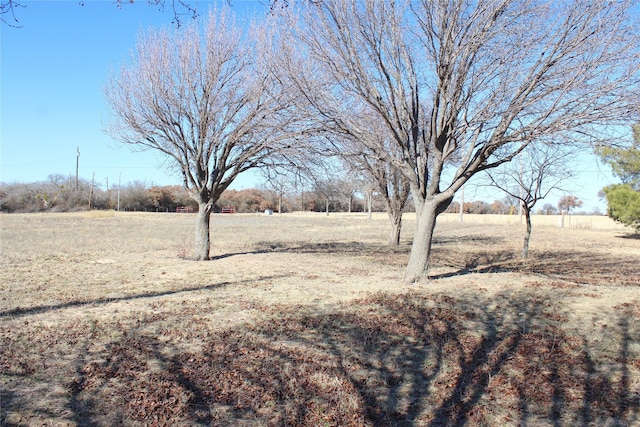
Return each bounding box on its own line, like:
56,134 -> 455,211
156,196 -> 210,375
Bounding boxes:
1,211 -> 639,426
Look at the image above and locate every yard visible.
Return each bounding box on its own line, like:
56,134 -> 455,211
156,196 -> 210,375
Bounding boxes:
1,211 -> 639,426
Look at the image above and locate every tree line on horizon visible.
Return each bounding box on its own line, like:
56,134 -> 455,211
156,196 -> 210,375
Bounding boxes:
1,175 -> 595,217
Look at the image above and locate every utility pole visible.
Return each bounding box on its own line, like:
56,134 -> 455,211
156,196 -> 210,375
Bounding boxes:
75,147 -> 80,191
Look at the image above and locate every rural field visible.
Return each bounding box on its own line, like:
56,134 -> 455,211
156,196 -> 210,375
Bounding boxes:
1,211 -> 639,426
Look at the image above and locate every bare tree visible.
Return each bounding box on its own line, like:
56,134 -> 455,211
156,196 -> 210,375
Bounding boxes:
371,159 -> 410,246
129,0 -> 198,27
558,195 -> 583,214
277,0 -> 640,282
486,143 -> 576,258
540,203 -> 557,215
260,167 -> 302,214
324,108 -> 411,245
340,141 -> 410,245
104,7 -> 299,260
1,0 -> 23,26
1,0 -> 198,27
261,172 -> 287,215
310,166 -> 349,216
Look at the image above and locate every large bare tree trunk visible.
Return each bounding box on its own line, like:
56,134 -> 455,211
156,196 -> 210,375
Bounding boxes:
404,192 -> 454,282
194,201 -> 212,261
388,210 -> 402,246
523,206 -> 532,259
404,202 -> 440,283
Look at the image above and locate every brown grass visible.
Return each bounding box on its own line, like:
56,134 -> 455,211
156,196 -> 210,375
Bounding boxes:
1,211 -> 639,426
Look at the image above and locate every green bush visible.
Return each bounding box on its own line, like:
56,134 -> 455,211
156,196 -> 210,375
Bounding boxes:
603,184 -> 640,231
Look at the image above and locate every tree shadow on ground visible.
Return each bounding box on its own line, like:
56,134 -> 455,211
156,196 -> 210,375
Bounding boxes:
253,234 -> 504,257
251,233 -> 640,286
4,236 -> 638,424
242,239 -> 638,286
617,232 -> 640,240
0,389 -> 17,426
58,291 -> 639,426
255,240 -> 411,255
252,240 -> 412,267
430,247 -> 640,286
0,275 -> 286,319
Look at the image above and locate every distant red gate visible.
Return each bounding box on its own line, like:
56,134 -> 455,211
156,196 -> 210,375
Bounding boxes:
176,206 -> 195,213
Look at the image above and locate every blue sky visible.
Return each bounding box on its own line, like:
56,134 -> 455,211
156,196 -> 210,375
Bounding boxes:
0,1 -> 626,212
1,0 -> 264,190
